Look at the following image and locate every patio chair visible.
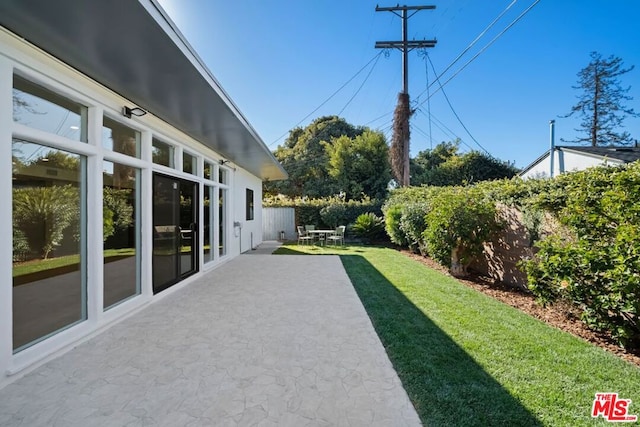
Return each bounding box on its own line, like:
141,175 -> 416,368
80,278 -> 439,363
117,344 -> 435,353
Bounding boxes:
297,226 -> 313,245
326,225 -> 346,246
304,224 -> 317,243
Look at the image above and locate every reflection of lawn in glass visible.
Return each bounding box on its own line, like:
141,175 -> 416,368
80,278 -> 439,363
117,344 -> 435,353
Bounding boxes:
13,248 -> 135,277
153,246 -> 198,256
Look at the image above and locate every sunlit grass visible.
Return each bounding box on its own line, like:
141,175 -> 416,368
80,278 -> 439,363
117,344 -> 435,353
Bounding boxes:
274,243 -> 640,426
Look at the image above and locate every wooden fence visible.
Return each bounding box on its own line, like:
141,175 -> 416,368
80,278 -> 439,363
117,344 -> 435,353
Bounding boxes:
262,207 -> 296,241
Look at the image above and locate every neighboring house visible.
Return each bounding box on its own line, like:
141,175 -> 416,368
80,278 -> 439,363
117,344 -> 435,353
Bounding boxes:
519,145 -> 640,179
0,0 -> 286,388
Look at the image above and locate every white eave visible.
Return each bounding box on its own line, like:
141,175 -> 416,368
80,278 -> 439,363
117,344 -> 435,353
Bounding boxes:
0,0 -> 287,181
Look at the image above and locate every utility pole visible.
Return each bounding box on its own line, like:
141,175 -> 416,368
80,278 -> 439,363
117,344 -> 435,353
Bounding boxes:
376,4 -> 437,186
549,120 -> 555,178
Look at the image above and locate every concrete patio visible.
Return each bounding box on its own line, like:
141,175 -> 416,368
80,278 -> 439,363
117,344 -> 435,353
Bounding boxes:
0,243 -> 421,426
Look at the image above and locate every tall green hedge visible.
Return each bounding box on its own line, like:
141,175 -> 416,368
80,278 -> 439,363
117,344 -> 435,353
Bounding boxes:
523,163 -> 640,350
383,163 -> 640,350
263,195 -> 383,229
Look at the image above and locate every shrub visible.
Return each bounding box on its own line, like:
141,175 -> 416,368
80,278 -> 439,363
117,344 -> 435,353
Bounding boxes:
384,204 -> 406,247
524,163 -> 640,349
352,212 -> 386,241
399,203 -> 430,255
383,186 -> 440,250
422,187 -> 499,276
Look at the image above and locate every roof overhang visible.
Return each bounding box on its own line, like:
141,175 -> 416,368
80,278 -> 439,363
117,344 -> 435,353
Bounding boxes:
0,0 -> 287,181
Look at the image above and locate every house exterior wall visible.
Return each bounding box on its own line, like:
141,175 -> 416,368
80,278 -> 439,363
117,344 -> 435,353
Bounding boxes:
0,26 -> 267,388
233,168 -> 264,252
521,149 -> 624,179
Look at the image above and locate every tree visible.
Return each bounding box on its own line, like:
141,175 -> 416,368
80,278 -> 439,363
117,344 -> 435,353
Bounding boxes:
428,151 -> 519,186
33,150 -> 80,171
264,116 -> 364,198
564,52 -> 638,146
13,185 -> 79,259
103,187 -> 134,241
410,140 -> 459,185
410,141 -> 518,186
325,130 -> 391,200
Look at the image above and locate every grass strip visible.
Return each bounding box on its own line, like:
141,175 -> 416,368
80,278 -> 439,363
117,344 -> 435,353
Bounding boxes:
274,244 -> 640,426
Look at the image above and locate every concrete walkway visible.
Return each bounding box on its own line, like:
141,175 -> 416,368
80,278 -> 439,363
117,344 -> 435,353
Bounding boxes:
0,247 -> 421,426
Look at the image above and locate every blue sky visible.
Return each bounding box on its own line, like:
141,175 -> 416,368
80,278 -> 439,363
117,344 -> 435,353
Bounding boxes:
157,0 -> 640,168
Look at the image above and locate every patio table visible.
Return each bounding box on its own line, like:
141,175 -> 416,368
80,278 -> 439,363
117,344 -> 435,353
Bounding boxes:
306,229 -> 335,246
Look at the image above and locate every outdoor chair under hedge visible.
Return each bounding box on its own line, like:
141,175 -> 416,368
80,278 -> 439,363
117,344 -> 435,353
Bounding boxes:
297,226 -> 313,245
326,225 -> 346,246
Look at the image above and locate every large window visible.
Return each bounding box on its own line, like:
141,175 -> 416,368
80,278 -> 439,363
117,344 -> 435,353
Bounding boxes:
203,185 -> 214,264
152,138 -> 174,168
203,185 -> 228,262
219,188 -> 227,257
13,75 -> 87,142
12,140 -> 86,351
103,161 -> 140,309
183,152 -> 196,175
102,116 -> 140,158
204,161 -> 214,181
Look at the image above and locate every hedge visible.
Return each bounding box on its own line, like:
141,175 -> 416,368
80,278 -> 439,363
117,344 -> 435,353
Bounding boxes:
382,163 -> 640,350
263,194 -> 383,229
523,163 -> 640,350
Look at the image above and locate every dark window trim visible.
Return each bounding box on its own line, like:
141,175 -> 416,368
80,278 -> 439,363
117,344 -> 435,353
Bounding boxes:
246,188 -> 254,221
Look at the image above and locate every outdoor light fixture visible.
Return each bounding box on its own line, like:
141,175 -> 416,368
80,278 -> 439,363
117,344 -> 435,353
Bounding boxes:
122,106 -> 147,118
219,159 -> 230,165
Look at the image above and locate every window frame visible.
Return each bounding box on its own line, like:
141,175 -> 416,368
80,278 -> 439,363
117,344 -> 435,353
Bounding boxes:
246,188 -> 254,221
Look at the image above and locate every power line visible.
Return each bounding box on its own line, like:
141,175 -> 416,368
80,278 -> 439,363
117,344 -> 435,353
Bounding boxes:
426,54 -> 489,154
411,122 -> 473,153
422,52 -> 433,149
368,0 -> 538,125
414,108 -> 475,151
377,122 -> 394,140
415,0 -> 517,102
416,0 -> 541,107
430,113 -> 463,143
338,52 -> 383,116
269,51 -> 384,147
365,110 -> 393,127
411,123 -> 431,142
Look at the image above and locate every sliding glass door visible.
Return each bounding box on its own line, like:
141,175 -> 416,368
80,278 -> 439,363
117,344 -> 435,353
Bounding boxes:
152,173 -> 198,294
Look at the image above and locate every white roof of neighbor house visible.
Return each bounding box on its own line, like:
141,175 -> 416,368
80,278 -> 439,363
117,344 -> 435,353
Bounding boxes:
0,0 -> 287,181
519,145 -> 640,176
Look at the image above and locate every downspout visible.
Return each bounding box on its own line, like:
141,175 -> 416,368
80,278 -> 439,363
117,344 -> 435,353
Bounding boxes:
549,120 -> 555,178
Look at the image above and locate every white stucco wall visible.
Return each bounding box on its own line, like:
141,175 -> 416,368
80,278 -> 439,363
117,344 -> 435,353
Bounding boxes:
233,168 -> 263,253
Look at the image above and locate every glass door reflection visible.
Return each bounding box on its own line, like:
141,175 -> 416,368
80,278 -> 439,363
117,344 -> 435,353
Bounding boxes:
152,173 -> 198,294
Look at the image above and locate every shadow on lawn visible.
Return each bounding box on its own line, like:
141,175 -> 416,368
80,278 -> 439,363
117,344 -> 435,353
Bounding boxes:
339,254 -> 543,427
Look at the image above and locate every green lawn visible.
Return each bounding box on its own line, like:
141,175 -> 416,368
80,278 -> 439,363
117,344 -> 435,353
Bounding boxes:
274,243 -> 640,426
